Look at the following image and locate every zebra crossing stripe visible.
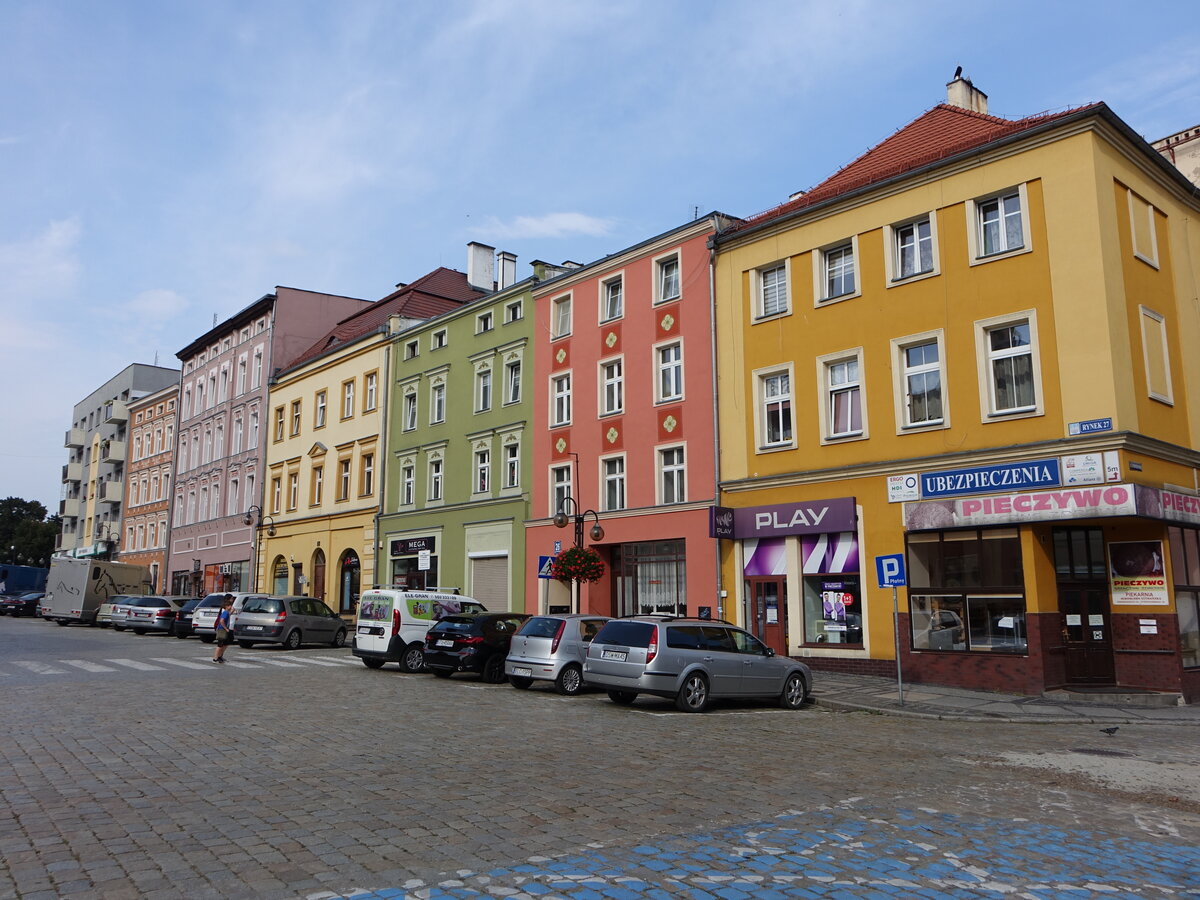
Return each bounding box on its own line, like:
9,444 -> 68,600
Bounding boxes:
62,659 -> 118,673
12,661 -> 67,675
108,659 -> 166,671
246,657 -> 307,668
311,655 -> 362,665
218,660 -> 264,668
280,656 -> 343,667
151,658 -> 214,670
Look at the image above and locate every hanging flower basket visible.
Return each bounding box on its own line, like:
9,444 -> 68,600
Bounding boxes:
550,546 -> 605,583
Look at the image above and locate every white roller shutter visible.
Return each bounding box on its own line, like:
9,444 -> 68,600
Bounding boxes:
471,556 -> 509,609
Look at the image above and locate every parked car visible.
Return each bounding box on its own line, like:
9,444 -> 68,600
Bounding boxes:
353,589 -> 487,671
125,596 -> 187,635
584,617 -> 813,713
423,612 -> 531,683
505,614 -> 611,695
109,595 -> 149,631
95,596 -> 123,627
191,593 -> 262,643
0,592 -> 44,617
233,596 -> 347,649
172,597 -> 204,639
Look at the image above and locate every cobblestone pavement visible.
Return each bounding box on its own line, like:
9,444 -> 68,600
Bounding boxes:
1,618 -> 1198,899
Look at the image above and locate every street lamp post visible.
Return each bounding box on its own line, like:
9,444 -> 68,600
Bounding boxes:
553,496 -> 604,614
243,506 -> 275,592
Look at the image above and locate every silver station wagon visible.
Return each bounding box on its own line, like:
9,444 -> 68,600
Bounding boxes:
584,616 -> 812,713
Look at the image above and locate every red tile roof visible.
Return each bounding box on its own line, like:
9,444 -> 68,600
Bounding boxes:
733,102 -> 1104,232
279,267 -> 487,372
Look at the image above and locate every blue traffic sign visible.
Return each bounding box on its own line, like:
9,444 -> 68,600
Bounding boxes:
876,554 -> 907,588
537,555 -> 556,579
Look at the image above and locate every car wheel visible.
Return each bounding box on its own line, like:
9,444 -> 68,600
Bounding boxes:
508,675 -> 533,689
362,657 -> 386,669
200,635 -> 215,644
237,640 -> 255,649
675,673 -> 710,713
554,663 -> 584,696
175,630 -> 189,640
56,619 -> 70,627
133,629 -> 146,636
400,643 -> 426,673
283,630 -> 302,650
607,689 -> 638,705
481,654 -> 506,684
113,625 -> 125,632
331,628 -> 347,648
780,671 -> 808,710
431,668 -> 453,679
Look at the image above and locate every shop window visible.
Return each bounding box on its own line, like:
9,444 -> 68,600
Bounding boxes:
1168,526 -> 1200,668
614,540 -> 686,617
906,528 -> 1025,653
1052,527 -> 1107,581
801,532 -> 862,646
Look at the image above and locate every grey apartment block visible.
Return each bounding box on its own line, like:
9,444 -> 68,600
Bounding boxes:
166,286 -> 370,597
58,363 -> 181,559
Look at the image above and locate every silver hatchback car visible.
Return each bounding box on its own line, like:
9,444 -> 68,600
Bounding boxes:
233,596 -> 348,650
505,614 -> 611,695
584,616 -> 812,713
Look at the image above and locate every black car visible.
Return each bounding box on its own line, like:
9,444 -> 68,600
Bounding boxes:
0,592 -> 44,617
423,612 -> 531,683
173,597 -> 204,639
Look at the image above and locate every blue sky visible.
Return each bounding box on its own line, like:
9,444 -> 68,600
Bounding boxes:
2,0 -> 1199,514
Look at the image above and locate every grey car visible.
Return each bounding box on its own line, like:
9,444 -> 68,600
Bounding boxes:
108,595 -> 149,631
233,596 -> 348,650
584,616 -> 812,713
125,596 -> 187,635
505,614 -> 611,695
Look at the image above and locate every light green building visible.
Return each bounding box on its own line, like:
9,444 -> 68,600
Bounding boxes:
377,246 -> 541,609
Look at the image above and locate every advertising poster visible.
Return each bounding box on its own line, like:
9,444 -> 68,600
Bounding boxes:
1108,540 -> 1169,606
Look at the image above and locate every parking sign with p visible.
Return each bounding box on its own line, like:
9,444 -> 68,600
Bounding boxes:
876,554 -> 907,588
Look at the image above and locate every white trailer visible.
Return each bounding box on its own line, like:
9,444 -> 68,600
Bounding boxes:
43,557 -> 153,626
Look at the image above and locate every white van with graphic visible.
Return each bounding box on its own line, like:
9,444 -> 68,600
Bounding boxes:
352,589 -> 486,671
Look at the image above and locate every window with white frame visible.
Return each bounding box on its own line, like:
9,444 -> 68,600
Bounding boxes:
552,373 -> 572,426
891,216 -> 935,280
290,400 -> 301,436
659,446 -> 685,504
273,407 -> 285,442
656,254 -> 680,302
219,366 -> 229,402
824,354 -> 863,438
252,348 -> 263,388
976,190 -> 1024,257
337,459 -> 351,500
401,462 -> 415,506
183,388 -> 191,420
430,382 -> 446,424
342,381 -> 355,418
315,390 -> 326,428
602,276 -> 623,321
476,368 -> 492,412
365,372 -> 377,412
822,242 -> 856,300
228,478 -> 239,515
603,456 -> 626,511
983,319 -> 1036,414
249,410 -> 259,449
601,358 -> 623,415
233,418 -> 243,454
311,466 -> 323,505
287,473 -> 298,510
244,473 -> 254,511
759,370 -> 793,448
758,263 -> 788,317
271,477 -> 281,514
552,296 -> 572,338
431,329 -> 447,350
429,458 -> 443,501
475,448 -> 491,494
404,340 -> 419,360
237,357 -> 247,395
505,300 -> 523,323
657,342 -> 683,402
551,464 -> 572,517
503,442 -> 520,489
361,453 -> 374,496
477,311 -> 494,333
403,391 -> 418,431
898,337 -> 944,427
505,359 -> 521,404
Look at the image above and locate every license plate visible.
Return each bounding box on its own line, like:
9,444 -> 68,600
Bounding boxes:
244,625 -> 263,631
601,649 -> 627,661
511,666 -> 532,677
436,639 -> 454,648
357,626 -> 372,634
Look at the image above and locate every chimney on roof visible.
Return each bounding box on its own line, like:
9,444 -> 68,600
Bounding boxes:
946,71 -> 988,114
467,241 -> 496,291
497,251 -> 517,290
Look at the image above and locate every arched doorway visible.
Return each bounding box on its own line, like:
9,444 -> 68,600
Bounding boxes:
271,556 -> 289,595
311,549 -> 326,604
339,550 -> 360,615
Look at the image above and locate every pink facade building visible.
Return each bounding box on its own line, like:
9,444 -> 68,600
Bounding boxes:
525,214 -> 737,617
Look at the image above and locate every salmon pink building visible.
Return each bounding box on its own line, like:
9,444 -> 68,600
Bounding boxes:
525,214 -> 738,617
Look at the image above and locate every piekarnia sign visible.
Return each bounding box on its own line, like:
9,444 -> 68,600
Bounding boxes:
919,459 -> 1061,499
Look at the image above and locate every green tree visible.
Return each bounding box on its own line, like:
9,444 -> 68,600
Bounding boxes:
0,497 -> 57,567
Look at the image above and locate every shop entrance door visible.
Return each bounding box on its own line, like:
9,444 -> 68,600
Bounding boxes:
1059,584 -> 1115,685
747,578 -> 787,655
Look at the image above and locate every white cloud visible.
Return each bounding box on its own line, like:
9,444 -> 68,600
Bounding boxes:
0,217 -> 82,306
119,288 -> 190,322
482,212 -> 616,240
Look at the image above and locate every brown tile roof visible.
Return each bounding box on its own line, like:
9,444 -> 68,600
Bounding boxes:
279,267 -> 486,372
732,102 -> 1104,232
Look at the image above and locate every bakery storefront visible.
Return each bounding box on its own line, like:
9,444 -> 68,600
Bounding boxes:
901,469 -> 1198,702
724,497 -> 862,658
